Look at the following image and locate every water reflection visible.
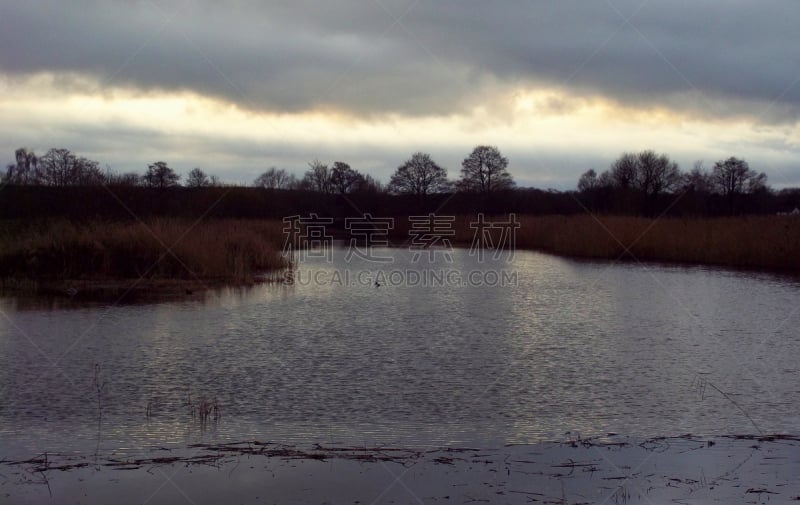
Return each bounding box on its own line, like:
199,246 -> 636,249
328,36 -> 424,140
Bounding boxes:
1,248 -> 798,459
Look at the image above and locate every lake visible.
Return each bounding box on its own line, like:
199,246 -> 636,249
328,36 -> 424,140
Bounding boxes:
1,247 -> 798,461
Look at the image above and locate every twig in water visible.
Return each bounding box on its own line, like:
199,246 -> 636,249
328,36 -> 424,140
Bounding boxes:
693,375 -> 763,435
93,363 -> 106,425
93,364 -> 107,459
38,470 -> 52,498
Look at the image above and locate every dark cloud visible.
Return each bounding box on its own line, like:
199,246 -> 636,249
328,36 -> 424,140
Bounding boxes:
2,1 -> 800,119
3,1 -> 800,188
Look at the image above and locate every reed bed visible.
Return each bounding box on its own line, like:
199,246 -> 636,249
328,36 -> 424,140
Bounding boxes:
0,218 -> 289,284
507,215 -> 800,272
355,214 -> 799,272
1,215 -> 797,286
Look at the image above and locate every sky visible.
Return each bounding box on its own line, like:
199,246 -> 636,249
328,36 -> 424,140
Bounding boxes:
1,1 -> 799,189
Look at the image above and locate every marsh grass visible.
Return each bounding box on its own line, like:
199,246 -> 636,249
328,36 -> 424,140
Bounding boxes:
0,219 -> 289,285
186,394 -> 220,423
1,215 -> 797,286
437,214 -> 799,271
509,215 -> 800,271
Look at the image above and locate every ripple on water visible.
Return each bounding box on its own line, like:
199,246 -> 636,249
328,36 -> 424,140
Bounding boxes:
1,249 -> 798,458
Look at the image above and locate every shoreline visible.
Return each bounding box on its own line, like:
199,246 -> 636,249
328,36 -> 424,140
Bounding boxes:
2,213 -> 799,299
2,246 -> 798,302
3,434 -> 798,504
0,276 -> 284,303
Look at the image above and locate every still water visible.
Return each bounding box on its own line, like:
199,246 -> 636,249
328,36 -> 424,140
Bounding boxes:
1,248 -> 798,460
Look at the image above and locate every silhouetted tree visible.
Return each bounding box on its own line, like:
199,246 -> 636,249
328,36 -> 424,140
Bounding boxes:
254,167 -> 294,189
711,157 -> 767,214
144,161 -> 180,188
676,161 -> 714,215
186,168 -> 210,187
600,150 -> 681,214
38,148 -> 104,186
577,169 -> 599,192
389,152 -> 449,196
106,171 -> 142,186
598,170 -> 614,188
682,161 -> 712,193
458,145 -> 514,194
72,158 -> 105,185
359,174 -> 384,193
576,168 -> 617,212
3,148 -> 39,185
329,162 -> 365,194
609,152 -> 638,189
301,160 -> 331,193
38,148 -> 75,186
635,150 -> 681,207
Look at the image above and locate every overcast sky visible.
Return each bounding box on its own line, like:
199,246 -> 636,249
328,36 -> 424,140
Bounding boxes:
1,1 -> 799,188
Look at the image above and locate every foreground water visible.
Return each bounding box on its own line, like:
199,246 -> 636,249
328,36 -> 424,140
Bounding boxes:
1,248 -> 798,461
6,435 -> 800,505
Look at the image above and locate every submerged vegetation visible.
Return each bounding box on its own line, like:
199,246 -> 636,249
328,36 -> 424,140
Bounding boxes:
0,219 -> 288,290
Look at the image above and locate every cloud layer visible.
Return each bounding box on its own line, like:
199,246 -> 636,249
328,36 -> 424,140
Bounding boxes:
2,1 -> 799,187
3,1 -> 800,119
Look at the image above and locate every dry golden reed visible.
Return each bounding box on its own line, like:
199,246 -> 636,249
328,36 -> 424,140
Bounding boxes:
0,219 -> 288,282
508,215 -> 800,271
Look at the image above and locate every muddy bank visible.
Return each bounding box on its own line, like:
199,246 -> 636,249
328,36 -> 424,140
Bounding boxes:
3,434 -> 798,504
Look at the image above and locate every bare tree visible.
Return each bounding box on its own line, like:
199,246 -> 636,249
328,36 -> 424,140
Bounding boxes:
577,169 -> 599,192
598,150 -> 682,214
389,152 -> 449,196
186,167 -> 210,187
38,148 -> 76,186
106,171 -> 142,186
457,145 -> 514,194
72,157 -> 105,185
635,150 -> 682,199
711,157 -> 767,213
330,162 -> 365,194
3,148 -> 39,184
608,152 -> 639,189
683,161 -> 712,193
359,173 -> 385,193
598,170 -> 614,188
37,148 -> 104,186
301,159 -> 331,193
254,167 -> 294,189
144,161 -> 180,188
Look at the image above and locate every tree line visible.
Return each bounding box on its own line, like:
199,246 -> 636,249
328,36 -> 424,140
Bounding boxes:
3,148 -> 223,189
252,145 -> 515,196
576,150 -> 776,215
3,145 -> 515,196
3,146 -> 799,217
